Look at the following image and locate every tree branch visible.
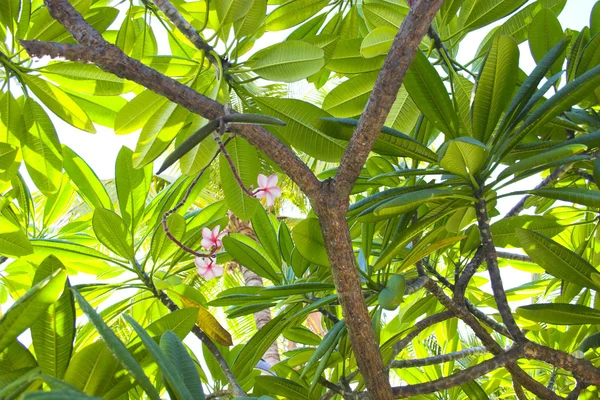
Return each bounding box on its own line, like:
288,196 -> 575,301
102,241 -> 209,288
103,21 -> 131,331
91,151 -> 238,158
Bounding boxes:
20,0 -> 322,201
390,346 -> 487,369
333,0 -> 445,200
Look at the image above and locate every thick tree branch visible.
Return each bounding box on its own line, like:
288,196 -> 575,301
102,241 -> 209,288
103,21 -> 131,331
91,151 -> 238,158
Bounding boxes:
333,0 -> 445,199
390,346 -> 487,369
20,0 -> 322,201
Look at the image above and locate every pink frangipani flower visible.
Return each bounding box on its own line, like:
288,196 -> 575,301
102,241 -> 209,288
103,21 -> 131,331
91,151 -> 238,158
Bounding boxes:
201,225 -> 226,250
255,174 -> 281,207
195,256 -> 223,279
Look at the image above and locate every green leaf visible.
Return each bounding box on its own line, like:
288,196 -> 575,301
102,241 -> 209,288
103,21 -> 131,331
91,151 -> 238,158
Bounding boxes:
326,39 -> 385,74
498,143 -> 587,179
251,206 -> 281,267
472,36 -> 520,144
20,98 -> 63,196
133,103 -> 188,168
360,26 -> 396,58
266,0 -> 329,31
517,229 -> 600,290
62,146 -> 112,210
223,233 -> 280,282
452,73 -> 474,137
41,63 -> 132,96
220,138 -> 260,220
25,0 -> 91,42
579,331 -> 600,352
66,92 -> 127,129
115,146 -> 151,231
72,290 -> 161,400
292,218 -> 329,267
92,208 -> 134,261
529,8 -> 565,79
503,64 -> 600,157
528,188 -> 600,208
151,213 -> 186,263
234,0 -> 266,38
0,214 -> 33,257
248,41 -> 324,82
0,269 -> 67,353
282,327 -> 321,346
321,117 -> 437,162
114,89 -> 169,135
255,98 -> 345,162
438,137 -> 489,177
491,216 -> 565,247
23,392 -> 103,400
301,320 -> 344,378
459,0 -> 528,33
232,311 -> 292,377
374,189 -> 459,219
30,256 -> 74,379
404,50 -> 458,138
159,119 -> 219,174
363,2 -> 408,29
594,157 -> 600,186
592,0 -> 600,36
278,222 -> 294,266
159,331 -> 205,400
217,0 -> 252,25
21,74 -> 94,133
124,316 -> 194,400
254,376 -> 310,400
517,303 -> 600,325
259,282 -> 334,297
322,72 -> 377,118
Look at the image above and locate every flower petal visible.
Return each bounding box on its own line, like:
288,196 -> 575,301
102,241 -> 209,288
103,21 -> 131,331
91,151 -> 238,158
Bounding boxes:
201,238 -> 214,249
267,186 -> 281,198
266,192 -> 275,207
266,174 -> 278,187
212,264 -> 224,277
257,174 -> 268,189
212,225 -> 221,238
255,190 -> 267,199
202,227 -> 212,240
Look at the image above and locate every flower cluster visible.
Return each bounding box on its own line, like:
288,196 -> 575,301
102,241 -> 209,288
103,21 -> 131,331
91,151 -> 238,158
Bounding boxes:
195,174 -> 281,280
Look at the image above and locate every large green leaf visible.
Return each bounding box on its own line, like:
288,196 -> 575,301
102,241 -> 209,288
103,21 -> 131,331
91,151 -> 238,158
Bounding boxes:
21,74 -> 94,133
222,233 -> 280,282
459,0 -> 528,33
20,98 -> 63,196
30,256 -> 74,379
266,0 -> 329,31
438,137 -> 489,177
0,269 -> 67,353
326,39 -> 385,74
72,290 -> 161,400
491,216 -> 565,247
62,145 -> 112,210
292,218 -> 329,267
362,2 -> 408,29
529,8 -> 565,78
503,64 -> 600,157
528,188 -> 600,208
255,98 -> 345,162
472,36 -> 519,144
517,229 -> 600,290
248,41 -> 324,82
159,331 -> 205,400
41,63 -> 132,96
133,103 -> 188,169
517,303 -> 600,325
23,392 -> 103,400
373,189 -> 459,219
322,72 -> 378,117
92,208 -> 134,261
115,146 -> 151,231
151,213 -> 186,263
0,213 -> 33,258
220,138 -> 260,220
114,89 -> 169,135
360,26 -> 396,58
124,316 -> 194,400
251,206 -> 281,267
404,50 -> 458,138
498,143 -> 587,179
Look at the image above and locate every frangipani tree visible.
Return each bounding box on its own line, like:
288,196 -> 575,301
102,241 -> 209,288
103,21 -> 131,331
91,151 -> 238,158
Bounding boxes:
1,0 -> 600,399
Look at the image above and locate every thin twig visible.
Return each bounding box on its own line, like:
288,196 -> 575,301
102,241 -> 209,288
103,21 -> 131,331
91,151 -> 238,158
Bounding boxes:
390,346 -> 488,369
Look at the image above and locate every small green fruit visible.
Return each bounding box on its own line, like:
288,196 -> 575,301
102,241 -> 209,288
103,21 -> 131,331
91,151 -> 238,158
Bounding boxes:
386,274 -> 406,304
378,288 -> 400,311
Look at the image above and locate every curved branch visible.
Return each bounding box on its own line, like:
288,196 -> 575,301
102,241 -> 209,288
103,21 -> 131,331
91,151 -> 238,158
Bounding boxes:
390,346 -> 488,369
